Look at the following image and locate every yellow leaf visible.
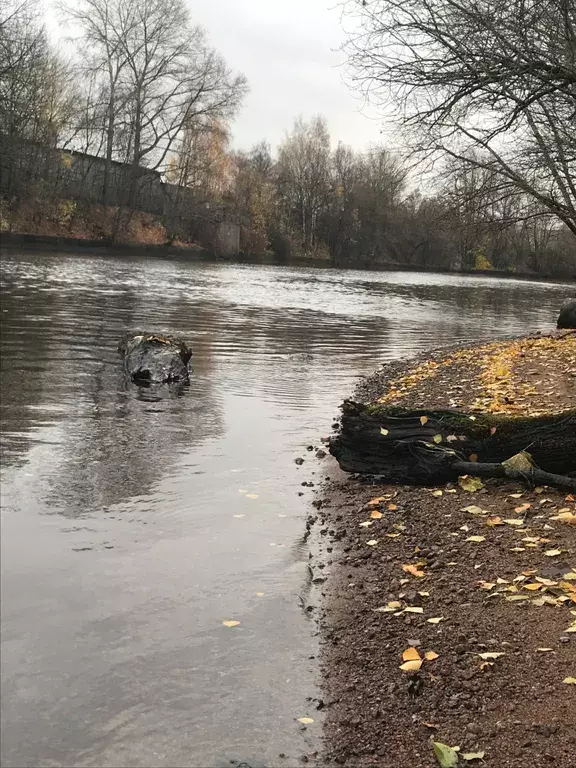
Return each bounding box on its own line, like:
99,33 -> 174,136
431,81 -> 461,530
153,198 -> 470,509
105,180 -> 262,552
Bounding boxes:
523,583 -> 541,591
514,503 -> 531,514
459,476 -> 484,492
563,677 -> 576,684
404,606 -> 424,614
536,648 -> 554,652
366,539 -> 379,546
431,490 -> 443,497
420,415 -> 429,425
386,532 -> 401,538
544,549 -> 562,557
388,503 -> 398,510
503,518 -> 525,526
233,514 -> 245,518
380,428 -> 389,436
297,717 -> 314,724
462,752 -> 485,761
222,620 -> 240,627
402,647 -> 422,661
478,581 -> 496,590
256,592 -> 264,597
466,535 -> 486,542
478,652 -> 505,659
399,659 -> 423,671
425,650 -> 439,661
402,564 -> 425,577
359,521 -> 373,527
370,510 -> 383,519
563,572 -> 576,580
551,511 -> 576,524
427,617 -> 444,624
433,434 -> 443,443
245,493 -> 259,499
367,496 -> 386,506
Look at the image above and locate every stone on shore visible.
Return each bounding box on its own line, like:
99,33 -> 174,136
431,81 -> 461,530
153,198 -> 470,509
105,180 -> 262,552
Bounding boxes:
557,298 -> 576,328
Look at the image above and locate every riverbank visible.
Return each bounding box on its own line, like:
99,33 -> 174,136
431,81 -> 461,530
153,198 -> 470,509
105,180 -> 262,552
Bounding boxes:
317,333 -> 576,767
2,231 -> 575,282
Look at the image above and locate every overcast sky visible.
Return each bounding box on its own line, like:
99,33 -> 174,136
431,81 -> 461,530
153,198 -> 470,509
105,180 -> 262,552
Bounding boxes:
45,0 -> 385,153
183,0 -> 383,152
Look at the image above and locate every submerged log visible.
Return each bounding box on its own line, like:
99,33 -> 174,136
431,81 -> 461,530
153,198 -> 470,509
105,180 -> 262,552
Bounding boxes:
330,403 -> 576,486
118,332 -> 192,383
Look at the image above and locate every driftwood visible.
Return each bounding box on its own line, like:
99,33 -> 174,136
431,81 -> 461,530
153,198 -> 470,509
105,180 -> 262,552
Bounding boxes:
330,403 -> 576,490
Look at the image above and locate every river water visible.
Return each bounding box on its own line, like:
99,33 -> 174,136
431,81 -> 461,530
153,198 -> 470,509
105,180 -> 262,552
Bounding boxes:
0,251 -> 572,768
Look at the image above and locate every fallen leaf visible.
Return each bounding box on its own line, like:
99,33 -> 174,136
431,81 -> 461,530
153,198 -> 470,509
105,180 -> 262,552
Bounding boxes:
433,742 -> 459,768
503,518 -> 525,526
420,415 -> 429,425
502,451 -> 534,471
564,572 -> 576,580
466,535 -> 486,542
462,752 -> 485,761
432,490 -> 443,497
478,581 -> 496,590
399,659 -> 423,671
446,434 -> 458,442
402,647 -> 422,662
463,505 -> 485,514
359,521 -> 373,528
486,515 -> 503,526
427,617 -> 444,624
233,514 -> 245,518
386,532 -> 401,538
551,511 -> 576,524
366,539 -> 379,546
433,434 -> 443,443
563,677 -> 576,684
222,620 -> 240,627
423,721 -> 439,729
523,583 -> 542,591
425,650 -> 439,661
544,549 -> 562,557
402,564 -> 425,578
380,428 -> 389,436
459,476 -> 484,492
245,493 -> 259,499
256,592 -> 264,597
388,503 -> 398,510
370,510 -> 383,519
536,648 -> 554,652
297,717 -> 314,724
404,606 -> 424,613
514,503 -> 531,514
367,497 -> 386,506
478,652 -> 505,659
509,493 -> 524,499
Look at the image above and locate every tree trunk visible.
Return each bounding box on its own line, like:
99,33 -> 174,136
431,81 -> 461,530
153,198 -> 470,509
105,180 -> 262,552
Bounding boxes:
330,402 -> 576,482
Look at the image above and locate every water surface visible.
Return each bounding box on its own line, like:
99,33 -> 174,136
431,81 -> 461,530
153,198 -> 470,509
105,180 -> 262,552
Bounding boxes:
0,251 -> 571,768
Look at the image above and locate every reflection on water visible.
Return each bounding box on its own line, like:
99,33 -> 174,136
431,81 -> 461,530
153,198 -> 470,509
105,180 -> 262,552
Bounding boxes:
0,251 -> 571,768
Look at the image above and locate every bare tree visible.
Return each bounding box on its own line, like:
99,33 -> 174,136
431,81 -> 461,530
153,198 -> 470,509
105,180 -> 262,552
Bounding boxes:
342,0 -> 576,235
277,116 -> 332,252
61,0 -> 247,216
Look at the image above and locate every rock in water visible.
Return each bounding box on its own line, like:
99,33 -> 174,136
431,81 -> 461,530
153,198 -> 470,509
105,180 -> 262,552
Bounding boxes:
118,333 -> 192,383
557,299 -> 576,329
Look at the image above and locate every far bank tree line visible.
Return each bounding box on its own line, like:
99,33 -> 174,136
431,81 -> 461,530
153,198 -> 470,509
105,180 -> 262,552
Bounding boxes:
0,0 -> 574,274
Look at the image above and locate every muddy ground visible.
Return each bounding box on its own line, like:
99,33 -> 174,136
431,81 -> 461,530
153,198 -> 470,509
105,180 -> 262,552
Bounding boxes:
314,334 -> 576,768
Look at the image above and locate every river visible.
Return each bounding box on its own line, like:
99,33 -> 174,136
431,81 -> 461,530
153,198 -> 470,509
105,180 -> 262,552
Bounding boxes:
0,251 -> 571,768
